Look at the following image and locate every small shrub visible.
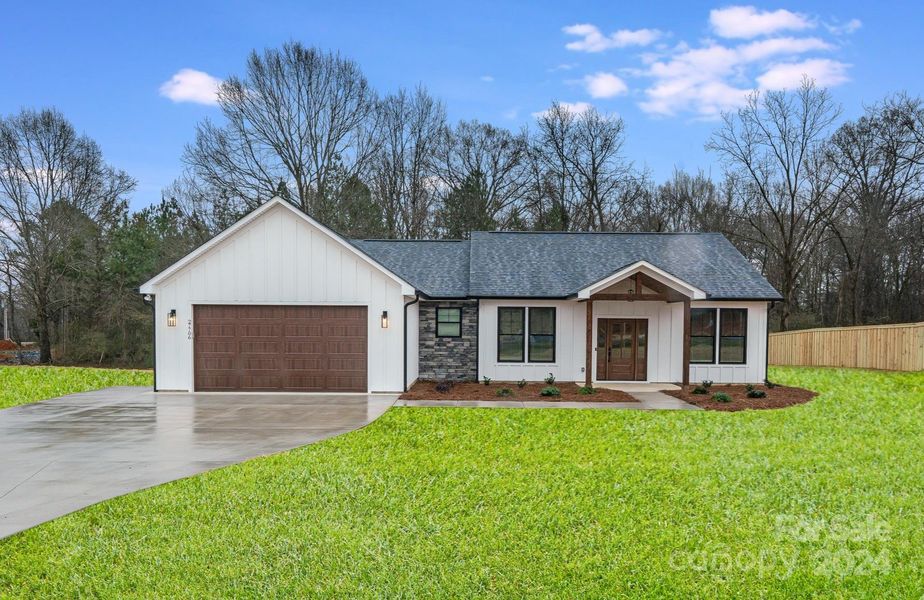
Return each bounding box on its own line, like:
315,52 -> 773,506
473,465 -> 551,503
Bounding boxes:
482,376 -> 492,386
701,380 -> 713,389
692,385 -> 708,395
578,386 -> 595,395
496,387 -> 513,397
745,383 -> 755,392
517,379 -> 527,389
712,391 -> 732,403
746,389 -> 767,399
540,386 -> 561,397
544,373 -> 556,385
765,379 -> 777,389
435,380 -> 453,393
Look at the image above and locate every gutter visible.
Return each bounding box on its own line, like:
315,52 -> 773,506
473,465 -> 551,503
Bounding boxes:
142,293 -> 157,392
765,300 -> 775,385
403,293 -> 420,392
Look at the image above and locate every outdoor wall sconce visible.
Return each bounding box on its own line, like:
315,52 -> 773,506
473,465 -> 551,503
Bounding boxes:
381,310 -> 389,328
167,309 -> 177,327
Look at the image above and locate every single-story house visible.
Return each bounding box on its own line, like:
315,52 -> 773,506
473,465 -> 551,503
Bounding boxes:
139,197 -> 782,393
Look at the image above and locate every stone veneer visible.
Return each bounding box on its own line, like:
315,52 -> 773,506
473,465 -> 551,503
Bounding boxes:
418,300 -> 478,381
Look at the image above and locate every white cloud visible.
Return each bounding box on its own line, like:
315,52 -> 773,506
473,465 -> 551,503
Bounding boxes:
480,75 -> 495,82
532,101 -> 594,119
826,18 -> 862,35
548,63 -> 578,72
710,6 -> 813,39
159,68 -> 221,105
564,24 -> 662,52
757,58 -> 851,90
635,32 -> 846,117
502,107 -> 520,119
583,72 -> 629,98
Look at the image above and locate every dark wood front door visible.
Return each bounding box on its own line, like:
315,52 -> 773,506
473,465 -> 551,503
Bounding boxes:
596,318 -> 648,381
193,305 -> 367,392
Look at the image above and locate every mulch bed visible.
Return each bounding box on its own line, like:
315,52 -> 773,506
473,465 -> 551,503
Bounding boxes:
665,383 -> 817,412
401,380 -> 635,403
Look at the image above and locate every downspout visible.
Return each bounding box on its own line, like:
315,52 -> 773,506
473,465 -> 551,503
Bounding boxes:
403,293 -> 420,392
142,294 -> 158,392
765,300 -> 775,385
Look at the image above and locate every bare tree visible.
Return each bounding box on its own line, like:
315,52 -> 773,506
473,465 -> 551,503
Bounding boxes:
186,43 -> 380,218
370,87 -> 446,238
434,120 -> 529,233
529,103 -> 634,230
0,108 -> 135,362
827,94 -> 924,324
707,81 -> 841,330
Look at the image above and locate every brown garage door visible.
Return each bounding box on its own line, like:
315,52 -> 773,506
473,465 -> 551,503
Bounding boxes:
193,305 -> 367,392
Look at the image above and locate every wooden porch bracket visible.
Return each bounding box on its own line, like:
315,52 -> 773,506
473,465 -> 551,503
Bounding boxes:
585,299 -> 593,387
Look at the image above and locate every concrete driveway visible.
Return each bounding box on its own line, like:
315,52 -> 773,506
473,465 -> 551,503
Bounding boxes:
0,387 -> 396,539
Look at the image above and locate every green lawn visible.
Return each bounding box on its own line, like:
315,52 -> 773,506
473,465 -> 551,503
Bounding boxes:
1,367 -> 922,598
0,366 -> 153,410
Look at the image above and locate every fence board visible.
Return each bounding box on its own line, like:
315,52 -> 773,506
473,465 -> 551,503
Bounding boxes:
769,322 -> 924,371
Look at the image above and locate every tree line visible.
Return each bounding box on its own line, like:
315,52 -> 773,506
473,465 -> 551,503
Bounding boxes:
2,42 -> 923,365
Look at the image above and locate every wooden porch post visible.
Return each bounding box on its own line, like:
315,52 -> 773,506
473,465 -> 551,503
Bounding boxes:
682,296 -> 691,386
585,299 -> 593,387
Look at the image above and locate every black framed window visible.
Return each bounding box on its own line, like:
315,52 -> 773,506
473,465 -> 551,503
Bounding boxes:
690,308 -> 717,364
719,308 -> 747,364
528,307 -> 556,363
497,307 -> 525,362
436,307 -> 462,338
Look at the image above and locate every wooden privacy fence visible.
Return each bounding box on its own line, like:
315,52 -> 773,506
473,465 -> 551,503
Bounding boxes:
769,322 -> 924,371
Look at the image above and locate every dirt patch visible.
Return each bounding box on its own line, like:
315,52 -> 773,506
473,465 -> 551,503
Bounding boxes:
665,383 -> 816,412
401,380 -> 635,403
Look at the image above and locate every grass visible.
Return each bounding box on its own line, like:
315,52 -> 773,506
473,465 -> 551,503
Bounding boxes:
1,367 -> 922,597
0,365 -> 152,410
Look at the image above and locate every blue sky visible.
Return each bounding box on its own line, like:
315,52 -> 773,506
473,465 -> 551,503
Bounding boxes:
2,1 -> 922,210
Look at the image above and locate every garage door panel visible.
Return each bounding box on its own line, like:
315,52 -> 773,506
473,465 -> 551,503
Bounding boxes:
194,305 -> 367,392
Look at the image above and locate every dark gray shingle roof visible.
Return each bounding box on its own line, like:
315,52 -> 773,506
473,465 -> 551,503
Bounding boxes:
354,232 -> 781,300
351,239 -> 471,298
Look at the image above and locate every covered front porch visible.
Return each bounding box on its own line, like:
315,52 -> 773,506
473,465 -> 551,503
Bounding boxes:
578,261 -> 706,387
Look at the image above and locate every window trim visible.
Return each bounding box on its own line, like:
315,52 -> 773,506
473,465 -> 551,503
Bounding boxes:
435,306 -> 462,338
690,307 -> 717,364
497,307 -> 526,363
527,307 -> 556,364
718,308 -> 748,365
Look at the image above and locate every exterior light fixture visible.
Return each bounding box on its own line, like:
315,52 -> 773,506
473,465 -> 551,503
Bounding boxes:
381,310 -> 389,328
167,309 -> 177,327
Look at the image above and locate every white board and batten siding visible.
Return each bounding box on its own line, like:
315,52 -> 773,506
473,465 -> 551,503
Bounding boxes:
148,202 -> 411,392
478,299 -> 768,384
687,301 -> 769,384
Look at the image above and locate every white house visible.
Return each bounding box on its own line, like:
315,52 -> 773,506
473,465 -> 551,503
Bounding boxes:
140,197 -> 781,393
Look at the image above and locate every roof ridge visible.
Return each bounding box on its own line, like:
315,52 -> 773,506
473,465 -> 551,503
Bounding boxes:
480,230 -> 722,236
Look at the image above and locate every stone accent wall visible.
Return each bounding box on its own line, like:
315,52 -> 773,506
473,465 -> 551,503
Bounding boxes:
418,300 -> 478,381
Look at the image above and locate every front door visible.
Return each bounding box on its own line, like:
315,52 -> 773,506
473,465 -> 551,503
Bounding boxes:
596,318 -> 648,381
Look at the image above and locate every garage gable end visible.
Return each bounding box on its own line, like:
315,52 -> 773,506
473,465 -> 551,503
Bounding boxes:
139,197 -> 415,295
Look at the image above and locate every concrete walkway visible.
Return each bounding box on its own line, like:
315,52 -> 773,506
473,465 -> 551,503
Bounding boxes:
0,387 -> 396,539
396,391 -> 699,410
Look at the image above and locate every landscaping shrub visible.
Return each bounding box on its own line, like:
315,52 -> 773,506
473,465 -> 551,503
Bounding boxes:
544,373 -> 555,385
712,391 -> 731,403
578,386 -> 594,395
496,387 -> 513,397
540,386 -> 561,397
701,380 -> 713,389
747,389 -> 767,399
482,376 -> 492,386
517,379 -> 527,389
435,381 -> 453,393
692,385 -> 708,395
745,383 -> 755,392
